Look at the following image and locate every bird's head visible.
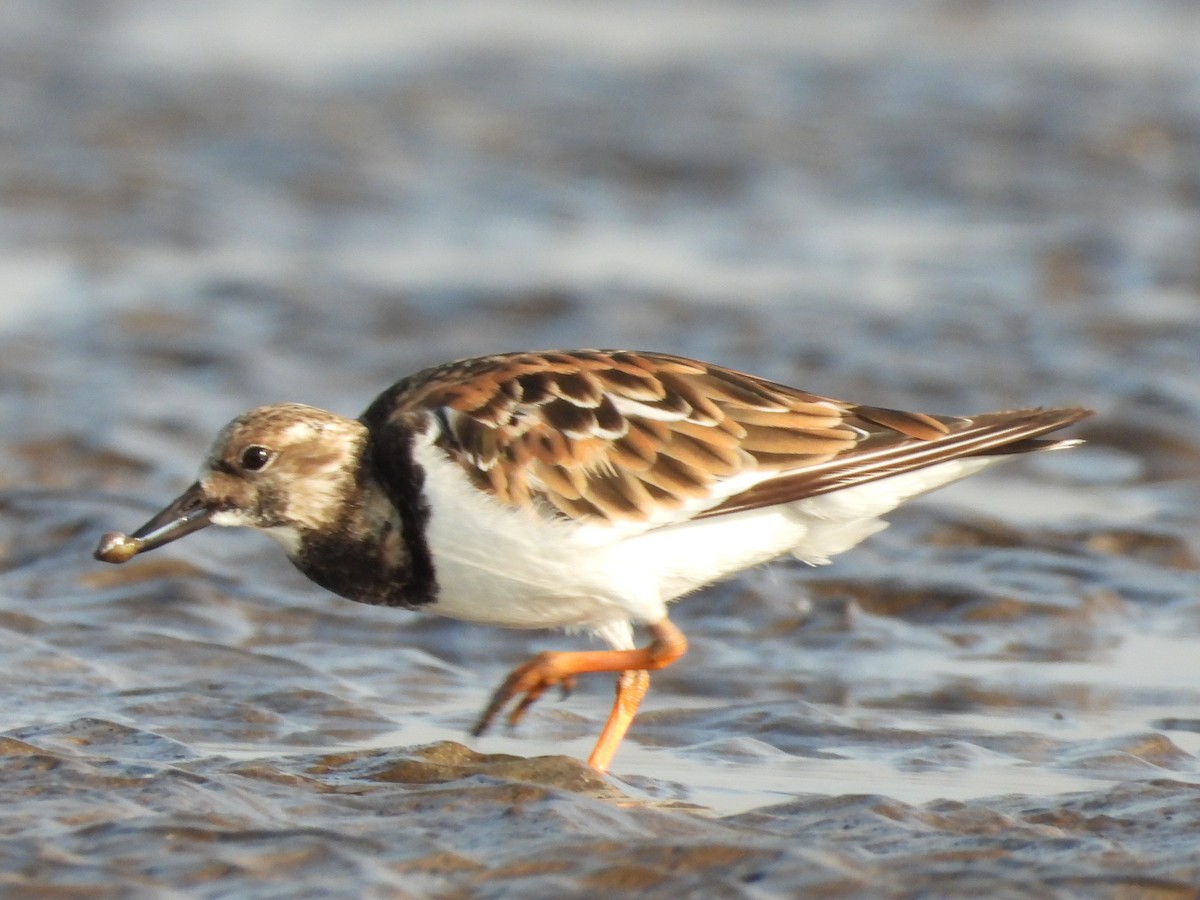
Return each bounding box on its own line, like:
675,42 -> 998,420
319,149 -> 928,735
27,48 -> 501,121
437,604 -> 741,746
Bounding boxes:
95,403 -> 368,564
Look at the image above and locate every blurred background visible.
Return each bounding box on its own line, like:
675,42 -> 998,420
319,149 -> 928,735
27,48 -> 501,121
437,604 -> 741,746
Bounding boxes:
2,1 -> 1200,895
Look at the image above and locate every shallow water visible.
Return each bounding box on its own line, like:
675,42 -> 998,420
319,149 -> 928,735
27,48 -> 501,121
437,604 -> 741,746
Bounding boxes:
4,0 -> 1200,895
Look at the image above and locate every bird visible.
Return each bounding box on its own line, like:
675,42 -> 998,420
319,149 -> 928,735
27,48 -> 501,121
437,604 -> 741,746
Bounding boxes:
94,349 -> 1091,773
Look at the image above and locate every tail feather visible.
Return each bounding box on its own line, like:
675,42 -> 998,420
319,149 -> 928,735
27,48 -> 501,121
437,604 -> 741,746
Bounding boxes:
701,406 -> 1091,519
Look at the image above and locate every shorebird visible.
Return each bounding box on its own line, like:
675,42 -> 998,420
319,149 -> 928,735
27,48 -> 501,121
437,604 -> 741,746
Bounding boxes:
95,350 -> 1090,772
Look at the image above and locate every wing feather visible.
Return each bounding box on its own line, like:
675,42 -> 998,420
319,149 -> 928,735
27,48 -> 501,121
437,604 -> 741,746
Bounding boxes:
362,350 -> 1090,529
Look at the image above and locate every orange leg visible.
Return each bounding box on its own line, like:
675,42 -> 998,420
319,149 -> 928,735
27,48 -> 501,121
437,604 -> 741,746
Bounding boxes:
471,619 -> 688,773
587,668 -> 650,773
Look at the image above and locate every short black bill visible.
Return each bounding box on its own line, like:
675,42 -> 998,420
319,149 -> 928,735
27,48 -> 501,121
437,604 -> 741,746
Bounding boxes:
93,482 -> 215,563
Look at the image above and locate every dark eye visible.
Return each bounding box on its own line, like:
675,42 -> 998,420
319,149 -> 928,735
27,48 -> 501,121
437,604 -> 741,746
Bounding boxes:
239,445 -> 273,471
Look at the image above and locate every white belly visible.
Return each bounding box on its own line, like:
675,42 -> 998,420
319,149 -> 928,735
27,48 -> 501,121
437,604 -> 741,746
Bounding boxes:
415,435 -> 1005,635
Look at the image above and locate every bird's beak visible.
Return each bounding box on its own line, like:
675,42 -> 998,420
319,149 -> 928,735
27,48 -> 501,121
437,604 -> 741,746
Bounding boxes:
94,482 -> 216,563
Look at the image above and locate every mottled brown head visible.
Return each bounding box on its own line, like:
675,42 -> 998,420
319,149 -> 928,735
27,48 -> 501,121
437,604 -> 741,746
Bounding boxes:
95,403 -> 369,563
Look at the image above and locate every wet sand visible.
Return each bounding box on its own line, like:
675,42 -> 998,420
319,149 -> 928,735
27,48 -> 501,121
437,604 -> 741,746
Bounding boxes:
3,1 -> 1200,895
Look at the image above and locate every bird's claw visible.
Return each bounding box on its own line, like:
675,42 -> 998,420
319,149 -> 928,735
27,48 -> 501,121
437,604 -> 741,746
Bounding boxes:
471,651 -> 576,737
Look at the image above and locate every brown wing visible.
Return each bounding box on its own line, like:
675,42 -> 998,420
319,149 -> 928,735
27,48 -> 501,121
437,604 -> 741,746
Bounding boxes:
367,350 -> 1090,527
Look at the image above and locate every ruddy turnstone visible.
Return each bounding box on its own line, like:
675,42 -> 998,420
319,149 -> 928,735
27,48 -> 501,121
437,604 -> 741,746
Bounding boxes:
94,350 -> 1090,772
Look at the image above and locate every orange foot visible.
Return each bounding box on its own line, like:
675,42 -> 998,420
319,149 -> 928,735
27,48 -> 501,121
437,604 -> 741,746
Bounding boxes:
471,619 -> 688,773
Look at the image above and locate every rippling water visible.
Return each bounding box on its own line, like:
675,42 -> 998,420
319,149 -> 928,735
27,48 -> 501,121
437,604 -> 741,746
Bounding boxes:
3,1 -> 1200,895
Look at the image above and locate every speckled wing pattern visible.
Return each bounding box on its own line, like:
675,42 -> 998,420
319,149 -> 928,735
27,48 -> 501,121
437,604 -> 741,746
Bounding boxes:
373,350 -> 1088,527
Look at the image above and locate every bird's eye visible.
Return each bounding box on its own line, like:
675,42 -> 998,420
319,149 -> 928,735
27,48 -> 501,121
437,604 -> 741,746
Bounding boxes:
239,445 -> 273,471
